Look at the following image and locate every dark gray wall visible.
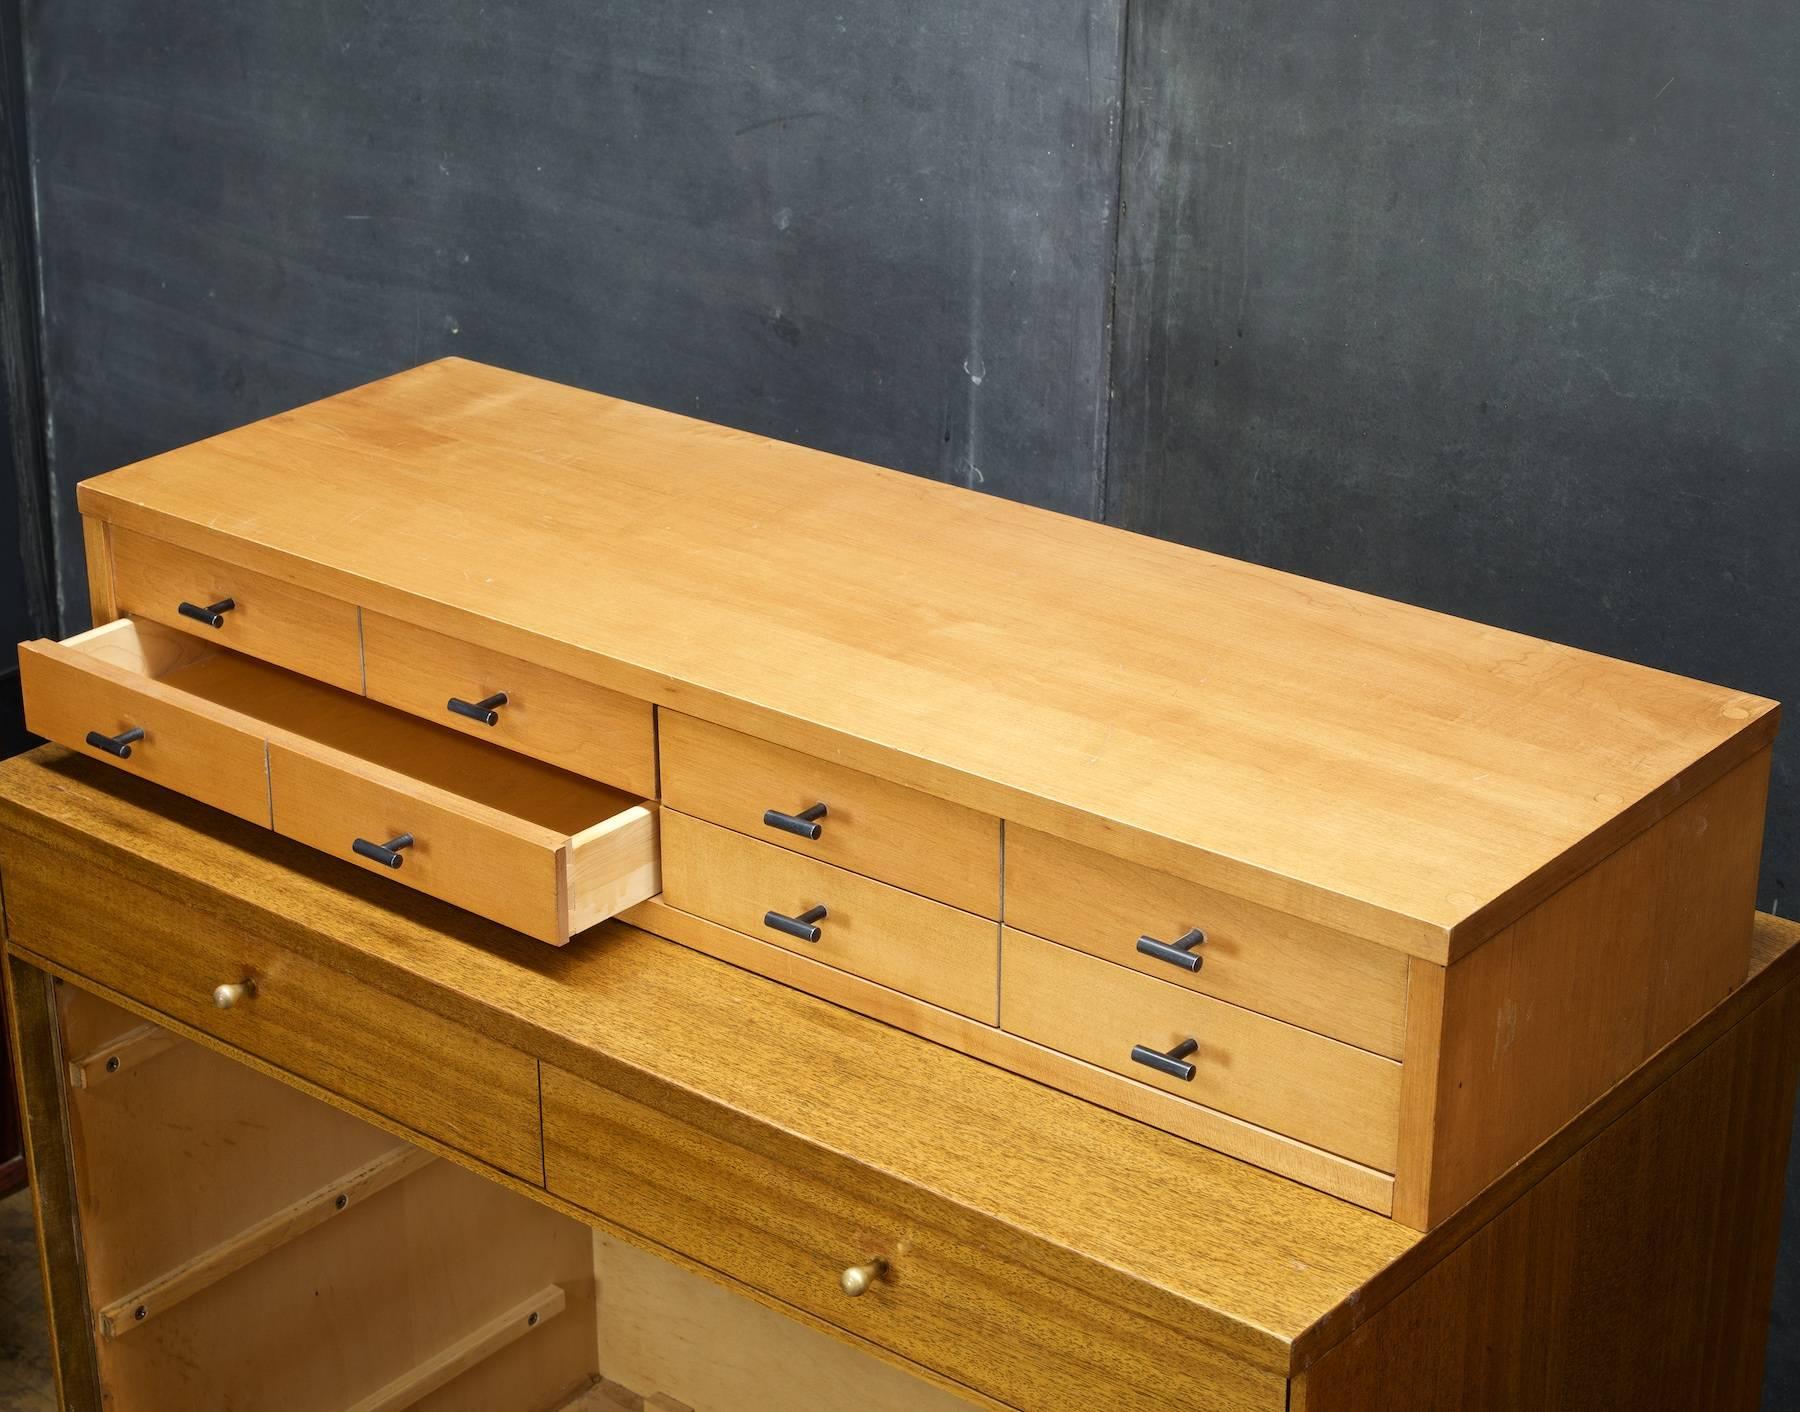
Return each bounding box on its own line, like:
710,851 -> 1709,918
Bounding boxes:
11,0 -> 1800,1401
1109,0 -> 1799,921
27,0 -> 1124,630
1,0 -> 53,755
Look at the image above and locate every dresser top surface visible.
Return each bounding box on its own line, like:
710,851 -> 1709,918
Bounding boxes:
76,358 -> 1776,956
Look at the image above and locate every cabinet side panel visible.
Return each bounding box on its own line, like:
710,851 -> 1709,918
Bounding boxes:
2,957 -> 102,1411
81,517 -> 116,627
1390,958 -> 1446,1229
1294,973 -> 1800,1411
1425,747 -> 1771,1226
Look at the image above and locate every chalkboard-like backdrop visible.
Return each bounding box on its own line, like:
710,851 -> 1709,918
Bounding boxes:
4,2 -> 1798,1403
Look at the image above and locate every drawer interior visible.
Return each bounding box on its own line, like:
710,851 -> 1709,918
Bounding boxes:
28,618 -> 659,943
151,630 -> 637,836
43,616 -> 636,836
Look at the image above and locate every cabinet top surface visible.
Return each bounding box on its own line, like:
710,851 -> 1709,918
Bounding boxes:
76,358 -> 1776,953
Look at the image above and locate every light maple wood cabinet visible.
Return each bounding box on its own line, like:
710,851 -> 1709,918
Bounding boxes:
14,357 -> 1779,1228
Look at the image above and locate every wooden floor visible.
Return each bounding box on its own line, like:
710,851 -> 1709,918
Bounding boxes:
0,1188 -> 52,1412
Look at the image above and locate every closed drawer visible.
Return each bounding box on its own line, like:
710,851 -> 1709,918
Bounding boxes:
541,1065 -> 1272,1412
109,526 -> 363,691
20,622 -> 271,825
1002,929 -> 1401,1170
22,871 -> 544,1180
362,610 -> 656,796
18,617 -> 659,946
1007,826 -> 1408,1058
660,810 -> 998,1021
659,711 -> 1000,916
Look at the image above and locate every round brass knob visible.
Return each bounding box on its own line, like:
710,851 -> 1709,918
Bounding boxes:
839,1259 -> 887,1297
212,980 -> 256,1010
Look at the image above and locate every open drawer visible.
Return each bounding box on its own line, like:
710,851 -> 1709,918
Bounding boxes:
19,618 -> 660,944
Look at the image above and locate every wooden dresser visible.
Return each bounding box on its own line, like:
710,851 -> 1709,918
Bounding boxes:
3,750 -> 1798,1411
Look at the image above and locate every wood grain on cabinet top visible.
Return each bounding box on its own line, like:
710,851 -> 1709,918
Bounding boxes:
76,359 -> 1776,957
3,748 -> 1798,1380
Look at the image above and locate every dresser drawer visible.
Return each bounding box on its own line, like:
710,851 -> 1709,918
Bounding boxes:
659,711 -> 1000,916
1001,929 -> 1400,1170
18,617 -> 658,945
362,610 -> 656,796
268,741 -> 657,946
20,621 -> 272,825
1007,826 -> 1409,1058
660,810 -> 998,1021
541,1065 -> 1266,1412
20,871 -> 544,1180
109,526 -> 364,691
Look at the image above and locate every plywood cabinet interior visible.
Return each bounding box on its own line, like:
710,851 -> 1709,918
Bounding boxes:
36,979 -> 976,1412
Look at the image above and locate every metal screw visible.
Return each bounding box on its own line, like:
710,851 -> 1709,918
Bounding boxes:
134,1306 -> 147,1322
527,1312 -> 539,1327
335,1194 -> 348,1211
105,1056 -> 120,1073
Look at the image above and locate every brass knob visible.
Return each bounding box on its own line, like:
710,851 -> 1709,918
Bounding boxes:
213,980 -> 256,1010
839,1259 -> 887,1297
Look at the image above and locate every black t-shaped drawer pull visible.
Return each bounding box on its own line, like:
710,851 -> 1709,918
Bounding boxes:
764,904 -> 827,942
352,833 -> 415,869
177,597 -> 236,628
448,692 -> 508,726
764,803 -> 827,840
85,727 -> 146,759
1137,928 -> 1206,972
1131,1037 -> 1199,1082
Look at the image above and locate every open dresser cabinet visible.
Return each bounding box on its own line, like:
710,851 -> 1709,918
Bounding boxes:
13,974 -> 976,1412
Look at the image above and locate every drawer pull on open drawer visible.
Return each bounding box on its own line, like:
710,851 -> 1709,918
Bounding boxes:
764,801 -> 828,840
1136,927 -> 1207,972
764,904 -> 828,942
447,691 -> 508,726
1131,1037 -> 1199,1082
177,597 -> 237,628
352,833 -> 416,869
85,726 -> 145,759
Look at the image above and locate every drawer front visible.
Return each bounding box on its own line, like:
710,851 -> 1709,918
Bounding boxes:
19,628 -> 271,825
660,811 -> 998,1021
362,611 -> 657,796
1007,826 -> 1408,1058
110,526 -> 364,691
541,1066 -> 1279,1412
268,740 -> 569,944
659,712 -> 1000,916
19,868 -> 544,1180
1001,929 -> 1400,1170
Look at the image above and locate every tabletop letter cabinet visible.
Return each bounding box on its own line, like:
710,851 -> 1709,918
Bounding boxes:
20,358 -> 1778,1229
